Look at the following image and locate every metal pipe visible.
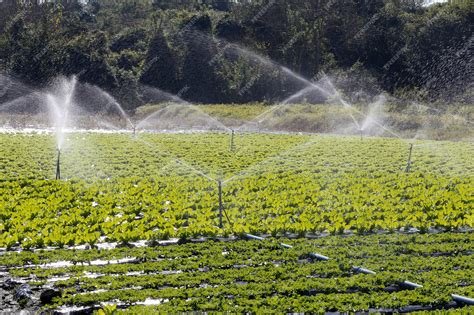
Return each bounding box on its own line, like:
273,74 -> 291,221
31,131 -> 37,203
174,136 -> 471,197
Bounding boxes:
360,128 -> 363,140
218,180 -> 223,228
55,149 -> 61,180
352,266 -> 376,275
401,280 -> 423,289
405,143 -> 413,173
245,234 -> 265,241
229,129 -> 235,151
248,237 -> 329,261
309,252 -> 330,261
452,294 -> 474,305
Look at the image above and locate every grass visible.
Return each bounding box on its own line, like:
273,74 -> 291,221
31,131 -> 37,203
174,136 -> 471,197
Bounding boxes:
134,103 -> 474,140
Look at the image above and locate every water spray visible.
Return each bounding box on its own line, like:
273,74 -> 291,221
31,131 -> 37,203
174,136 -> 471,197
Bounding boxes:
229,129 -> 235,151
55,148 -> 61,180
405,143 -> 413,173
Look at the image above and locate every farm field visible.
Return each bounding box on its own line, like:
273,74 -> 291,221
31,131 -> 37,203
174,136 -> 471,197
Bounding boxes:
0,234 -> 473,313
0,131 -> 473,313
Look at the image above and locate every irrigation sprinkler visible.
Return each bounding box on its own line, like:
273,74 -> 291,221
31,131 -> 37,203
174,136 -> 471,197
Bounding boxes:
218,180 -> 223,228
405,143 -> 414,173
229,129 -> 235,151
359,128 -> 363,140
55,149 -> 61,180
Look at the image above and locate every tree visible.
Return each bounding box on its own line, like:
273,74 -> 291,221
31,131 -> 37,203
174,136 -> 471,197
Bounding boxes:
3,4 -> 61,85
61,31 -> 118,89
139,31 -> 177,93
180,15 -> 225,103
110,28 -> 147,53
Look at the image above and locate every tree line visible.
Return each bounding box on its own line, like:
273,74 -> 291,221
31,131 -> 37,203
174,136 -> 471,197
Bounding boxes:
0,0 -> 472,108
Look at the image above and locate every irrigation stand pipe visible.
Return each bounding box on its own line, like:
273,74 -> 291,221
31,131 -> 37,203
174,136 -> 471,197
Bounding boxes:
229,129 -> 235,151
55,149 -> 61,180
405,143 -> 413,173
218,180 -> 223,228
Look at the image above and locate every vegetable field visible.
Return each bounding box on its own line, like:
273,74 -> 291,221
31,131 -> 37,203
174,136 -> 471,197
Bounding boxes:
0,131 -> 473,313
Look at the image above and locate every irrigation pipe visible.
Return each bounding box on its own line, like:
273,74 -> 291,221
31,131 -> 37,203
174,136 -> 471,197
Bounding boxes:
451,294 -> 474,305
400,280 -> 423,289
243,234 -> 329,261
352,266 -> 376,275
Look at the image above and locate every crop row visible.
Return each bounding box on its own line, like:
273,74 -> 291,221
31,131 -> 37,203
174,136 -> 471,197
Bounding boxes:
1,133 -> 472,180
1,133 -> 472,247
2,233 -> 473,267
2,235 -> 472,311
1,174 -> 472,248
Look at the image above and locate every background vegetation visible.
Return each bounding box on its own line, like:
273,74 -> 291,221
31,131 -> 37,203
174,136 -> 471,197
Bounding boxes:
0,0 -> 472,108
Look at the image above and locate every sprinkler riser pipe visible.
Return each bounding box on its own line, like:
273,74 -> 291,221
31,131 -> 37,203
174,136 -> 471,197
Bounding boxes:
55,149 -> 61,180
218,181 -> 223,228
229,129 -> 235,151
405,143 -> 413,173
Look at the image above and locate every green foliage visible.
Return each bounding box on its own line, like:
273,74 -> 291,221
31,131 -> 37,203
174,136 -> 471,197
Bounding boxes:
0,133 -> 472,249
139,31 -> 177,93
61,31 -> 118,89
1,234 -> 473,312
95,304 -> 117,315
0,0 -> 470,104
